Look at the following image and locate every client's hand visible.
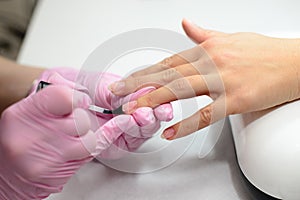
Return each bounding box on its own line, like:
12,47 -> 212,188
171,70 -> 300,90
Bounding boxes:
108,19 -> 300,140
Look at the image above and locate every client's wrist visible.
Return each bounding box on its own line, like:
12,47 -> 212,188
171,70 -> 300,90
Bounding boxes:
290,39 -> 300,100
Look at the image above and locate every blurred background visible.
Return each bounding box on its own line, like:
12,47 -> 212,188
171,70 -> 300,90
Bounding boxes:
0,0 -> 37,59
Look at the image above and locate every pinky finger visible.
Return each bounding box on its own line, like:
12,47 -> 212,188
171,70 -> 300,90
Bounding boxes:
161,97 -> 226,140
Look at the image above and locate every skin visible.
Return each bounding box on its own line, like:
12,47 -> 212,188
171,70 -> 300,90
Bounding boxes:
109,19 -> 300,140
0,56 -> 44,114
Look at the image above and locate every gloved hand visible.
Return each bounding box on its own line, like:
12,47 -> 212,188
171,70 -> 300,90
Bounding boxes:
0,85 -> 97,200
34,68 -> 173,159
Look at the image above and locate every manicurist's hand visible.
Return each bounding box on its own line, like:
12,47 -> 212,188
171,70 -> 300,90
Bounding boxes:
35,69 -> 173,159
0,65 -> 173,200
0,86 -> 97,200
109,19 -> 300,140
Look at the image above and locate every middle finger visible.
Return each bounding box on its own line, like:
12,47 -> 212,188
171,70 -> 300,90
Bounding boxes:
110,60 -> 207,96
123,74 -> 210,113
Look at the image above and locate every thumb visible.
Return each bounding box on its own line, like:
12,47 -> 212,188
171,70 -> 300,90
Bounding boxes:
47,72 -> 89,93
31,85 -> 91,116
182,18 -> 224,44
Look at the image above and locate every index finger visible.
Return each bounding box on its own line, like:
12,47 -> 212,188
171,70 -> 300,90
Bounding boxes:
33,85 -> 91,116
128,46 -> 203,78
123,75 -> 209,114
109,46 -> 204,95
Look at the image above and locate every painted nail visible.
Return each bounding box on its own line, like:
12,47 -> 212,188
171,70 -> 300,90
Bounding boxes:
109,81 -> 125,93
161,128 -> 175,139
122,101 -> 137,114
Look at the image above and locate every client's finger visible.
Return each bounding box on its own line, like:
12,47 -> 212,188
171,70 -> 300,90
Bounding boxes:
182,19 -> 225,44
123,75 -> 209,113
128,45 -> 204,78
161,97 -> 226,140
109,60 -> 204,96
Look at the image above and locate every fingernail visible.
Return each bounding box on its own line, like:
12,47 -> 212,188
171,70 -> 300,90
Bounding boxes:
109,81 -> 125,93
161,128 -> 175,140
122,101 -> 137,114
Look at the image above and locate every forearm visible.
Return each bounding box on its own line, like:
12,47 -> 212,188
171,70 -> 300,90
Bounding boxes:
0,56 -> 44,114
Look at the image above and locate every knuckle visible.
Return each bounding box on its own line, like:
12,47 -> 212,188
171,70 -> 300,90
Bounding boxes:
127,73 -> 139,78
202,38 -> 218,50
209,50 -> 221,62
172,78 -> 188,91
199,106 -> 212,127
161,69 -> 179,84
202,37 -> 225,51
2,143 -> 43,180
214,52 -> 234,67
0,116 -> 26,159
207,52 -> 225,68
132,77 -> 145,89
160,56 -> 174,68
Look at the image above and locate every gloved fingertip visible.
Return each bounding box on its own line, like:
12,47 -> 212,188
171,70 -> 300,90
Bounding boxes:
72,90 -> 92,109
154,103 -> 174,122
132,107 -> 156,126
93,115 -> 134,155
35,86 -> 73,116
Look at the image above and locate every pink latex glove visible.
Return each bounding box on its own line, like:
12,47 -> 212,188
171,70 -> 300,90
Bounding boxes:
36,68 -> 173,159
0,85 -> 97,200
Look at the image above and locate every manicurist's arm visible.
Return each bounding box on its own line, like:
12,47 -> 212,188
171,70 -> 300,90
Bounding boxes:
0,56 -> 44,113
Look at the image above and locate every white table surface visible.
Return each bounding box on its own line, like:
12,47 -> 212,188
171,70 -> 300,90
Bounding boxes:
17,0 -> 300,199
